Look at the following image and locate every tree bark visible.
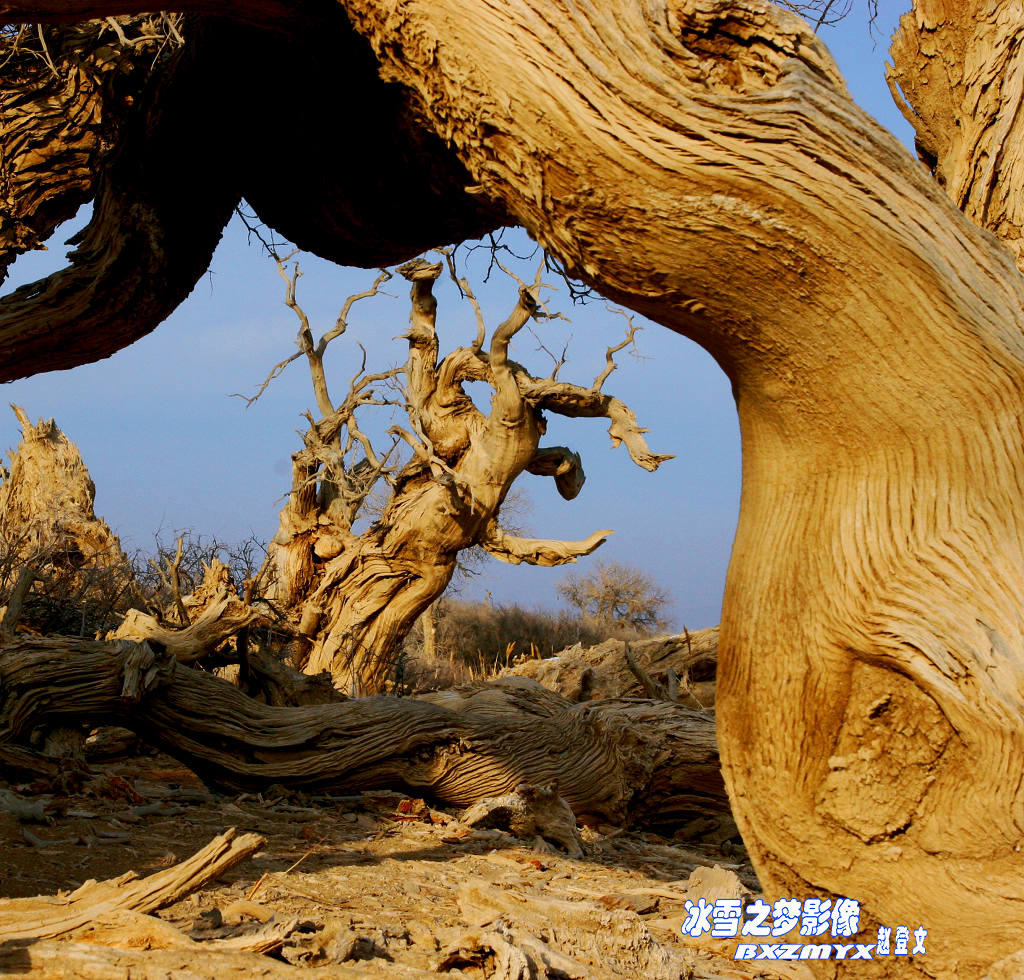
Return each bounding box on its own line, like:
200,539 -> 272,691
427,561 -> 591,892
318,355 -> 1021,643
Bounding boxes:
0,636 -> 728,835
888,0 -> 1024,273
327,1 -> 1024,975
0,7 -> 508,381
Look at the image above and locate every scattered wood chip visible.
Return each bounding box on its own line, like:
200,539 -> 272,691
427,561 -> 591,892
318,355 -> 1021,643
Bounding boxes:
221,899 -> 275,924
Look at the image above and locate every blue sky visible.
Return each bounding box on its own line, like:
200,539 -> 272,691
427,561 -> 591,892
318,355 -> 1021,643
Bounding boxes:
0,3 -> 915,629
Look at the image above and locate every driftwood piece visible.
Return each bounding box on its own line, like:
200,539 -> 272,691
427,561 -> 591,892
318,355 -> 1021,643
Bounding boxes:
0,636 -> 727,833
109,602 -> 259,664
459,781 -> 584,858
0,827 -> 264,942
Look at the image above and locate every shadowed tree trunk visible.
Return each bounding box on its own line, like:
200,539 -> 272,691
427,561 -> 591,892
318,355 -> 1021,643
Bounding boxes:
3,1 -> 1024,973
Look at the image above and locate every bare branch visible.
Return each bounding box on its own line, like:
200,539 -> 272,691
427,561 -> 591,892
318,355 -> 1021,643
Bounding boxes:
399,259 -> 443,412
167,537 -> 189,626
480,522 -> 611,567
527,323 -> 571,380
315,269 -> 393,360
0,564 -> 37,637
388,424 -> 431,463
489,287 -> 538,424
439,247 -> 488,354
388,421 -> 462,491
624,642 -> 671,700
242,548 -> 274,605
517,375 -> 673,472
234,261 -> 390,416
148,537 -> 189,626
231,349 -> 302,409
593,309 -> 640,392
274,256 -> 336,420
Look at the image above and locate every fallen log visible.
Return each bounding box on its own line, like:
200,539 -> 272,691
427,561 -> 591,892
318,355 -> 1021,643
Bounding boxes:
0,636 -> 728,834
503,629 -> 719,708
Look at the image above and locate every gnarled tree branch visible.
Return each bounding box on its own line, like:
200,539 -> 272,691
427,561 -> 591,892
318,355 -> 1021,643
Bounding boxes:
526,446 -> 586,501
480,521 -> 611,567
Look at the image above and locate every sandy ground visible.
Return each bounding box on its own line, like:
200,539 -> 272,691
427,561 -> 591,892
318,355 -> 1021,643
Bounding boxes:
0,753 -> 814,980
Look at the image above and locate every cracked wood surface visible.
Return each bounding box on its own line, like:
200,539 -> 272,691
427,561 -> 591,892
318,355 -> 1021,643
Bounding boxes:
0,636 -> 728,833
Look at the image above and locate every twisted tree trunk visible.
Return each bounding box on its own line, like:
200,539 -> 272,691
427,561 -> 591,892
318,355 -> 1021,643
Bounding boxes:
269,261 -> 669,693
329,1 -> 1024,975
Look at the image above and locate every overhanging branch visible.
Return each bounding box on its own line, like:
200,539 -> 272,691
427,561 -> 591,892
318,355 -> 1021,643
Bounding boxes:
480,521 -> 611,566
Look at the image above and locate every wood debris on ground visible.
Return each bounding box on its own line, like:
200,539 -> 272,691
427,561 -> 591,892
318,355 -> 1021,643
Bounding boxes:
0,754 -> 815,979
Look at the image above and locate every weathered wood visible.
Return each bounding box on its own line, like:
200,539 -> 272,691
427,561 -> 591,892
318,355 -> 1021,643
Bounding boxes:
0,938 -> 430,974
240,646 -> 348,707
0,636 -> 727,833
503,630 -> 718,709
888,0 -> 1024,272
109,602 -> 259,664
0,941 -> 434,979
459,781 -> 585,858
0,565 -> 37,637
0,827 -> 264,942
0,8 -> 507,381
328,3 -> 1024,973
0,740 -> 58,779
266,260 -> 670,693
0,406 -> 127,572
5,0 -> 1023,973
0,18 -> 241,380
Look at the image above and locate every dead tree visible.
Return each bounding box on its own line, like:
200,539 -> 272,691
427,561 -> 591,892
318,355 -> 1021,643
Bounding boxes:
260,256 -> 672,693
4,1 -> 1024,973
0,405 -> 133,636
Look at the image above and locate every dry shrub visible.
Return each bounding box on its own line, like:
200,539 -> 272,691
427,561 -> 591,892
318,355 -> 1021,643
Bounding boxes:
397,598 -> 640,693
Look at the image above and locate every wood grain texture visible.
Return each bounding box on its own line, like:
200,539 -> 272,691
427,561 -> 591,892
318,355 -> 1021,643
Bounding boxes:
0,636 -> 727,833
0,827 -> 264,942
335,1 -> 1024,974
3,0 -> 1024,972
889,0 -> 1024,271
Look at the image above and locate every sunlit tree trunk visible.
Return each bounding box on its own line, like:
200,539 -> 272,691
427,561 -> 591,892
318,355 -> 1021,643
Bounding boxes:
268,261 -> 669,693
330,1 -> 1024,973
